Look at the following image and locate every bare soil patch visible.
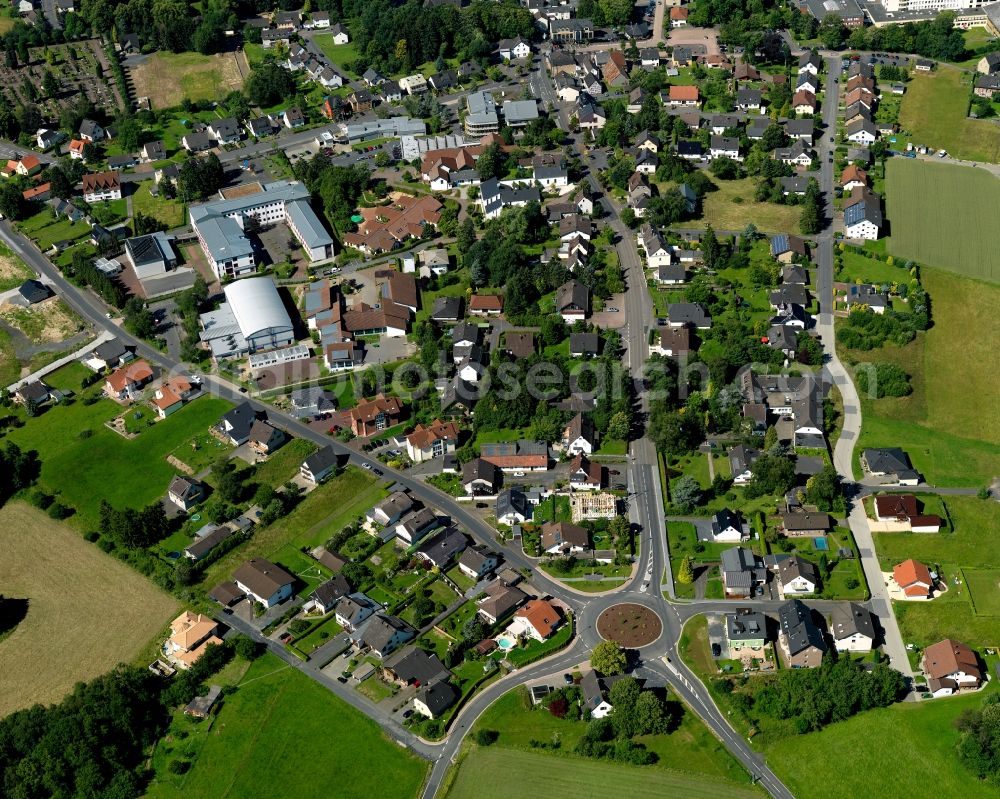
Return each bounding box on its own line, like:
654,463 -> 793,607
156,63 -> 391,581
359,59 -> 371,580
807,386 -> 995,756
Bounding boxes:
0,298 -> 85,343
129,51 -> 245,108
596,603 -> 663,647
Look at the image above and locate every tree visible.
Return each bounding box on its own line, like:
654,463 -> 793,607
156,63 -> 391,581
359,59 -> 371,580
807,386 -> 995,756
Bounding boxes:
539,315 -> 567,346
591,640 -> 627,675
374,150 -> 390,168
42,70 -> 59,99
457,216 -> 477,253
0,182 -> 24,221
599,0 -> 632,25
606,411 -> 630,441
476,141 -> 505,180
475,729 -> 499,746
677,556 -> 695,584
672,475 -> 702,513
244,62 -> 296,107
818,16 -> 846,49
806,464 -> 841,512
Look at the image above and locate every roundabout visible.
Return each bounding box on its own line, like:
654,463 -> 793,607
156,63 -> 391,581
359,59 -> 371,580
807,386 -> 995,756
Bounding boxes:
595,602 -> 663,648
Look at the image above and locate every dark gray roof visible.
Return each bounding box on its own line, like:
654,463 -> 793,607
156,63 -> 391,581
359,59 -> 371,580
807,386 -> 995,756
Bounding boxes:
17,279 -> 51,303
496,488 -> 530,521
184,524 -> 236,560
569,332 -> 599,355
415,679 -> 458,715
862,447 -> 912,475
830,602 -> 875,642
726,610 -> 767,642
309,575 -> 352,607
303,445 -> 339,475
384,646 -> 451,684
416,527 -> 468,565
778,599 -> 827,656
361,614 -> 415,654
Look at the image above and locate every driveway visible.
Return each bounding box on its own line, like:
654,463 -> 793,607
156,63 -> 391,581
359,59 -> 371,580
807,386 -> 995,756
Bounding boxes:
705,613 -> 727,659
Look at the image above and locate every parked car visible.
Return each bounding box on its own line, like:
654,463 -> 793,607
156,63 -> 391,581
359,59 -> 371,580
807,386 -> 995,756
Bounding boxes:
711,643 -> 722,657
563,673 -> 574,685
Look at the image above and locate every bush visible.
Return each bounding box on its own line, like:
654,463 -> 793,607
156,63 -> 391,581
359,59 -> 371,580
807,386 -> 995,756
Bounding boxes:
855,362 -> 911,398
46,502 -> 73,520
167,759 -> 191,775
475,729 -> 499,746
83,530 -> 100,542
77,428 -> 93,439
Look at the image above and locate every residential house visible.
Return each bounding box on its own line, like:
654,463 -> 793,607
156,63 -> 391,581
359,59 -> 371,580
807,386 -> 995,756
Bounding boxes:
792,90 -> 816,115
104,359 -> 153,401
167,475 -> 204,512
82,171 -> 121,202
555,279 -> 590,323
303,575 -> 352,614
367,491 -> 415,528
721,547 -> 767,597
477,579 -> 528,624
86,338 -> 132,371
778,555 -> 819,596
668,85 -> 700,107
541,521 -> 589,554
726,609 -> 768,652
569,331 -> 600,358
463,458 -> 501,495
923,639 -> 983,696
406,419 -> 459,463
335,592 -> 380,630
728,445 -> 759,486
710,135 -> 741,161
248,419 -> 286,455
498,36 -> 531,60
480,440 -> 548,473
778,599 -> 826,668
711,508 -> 747,542
650,325 -> 693,357
395,507 -> 441,545
359,614 -> 416,659
299,446 -> 340,485
504,331 -> 535,359
458,547 -> 499,581
415,528 -> 467,569
563,413 -> 595,455
233,558 -> 295,608
667,302 -> 712,329
893,558 -> 934,599
670,5 -> 689,26
568,454 -> 603,491
496,489 -> 531,526
784,118 -> 814,144
217,402 -> 263,446
736,88 -> 762,111
830,603 -> 875,653
797,52 -> 822,75
469,294 -> 504,316
843,189 -> 882,240
165,611 -> 222,669
840,164 -> 868,192
340,394 -> 402,437
872,494 -> 942,533
79,119 -> 104,142
779,512 -> 833,537
413,680 -> 458,719
508,599 -> 562,642
580,669 -> 615,718
774,140 -> 812,167
845,118 -> 877,145
860,447 -> 919,484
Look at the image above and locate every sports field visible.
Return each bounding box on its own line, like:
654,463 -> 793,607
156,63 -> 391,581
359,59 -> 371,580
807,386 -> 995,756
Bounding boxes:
766,681 -> 998,799
446,747 -> 762,799
886,159 -> 1000,282
129,51 -> 247,108
0,502 -> 179,717
146,654 -> 428,799
898,68 -> 1000,162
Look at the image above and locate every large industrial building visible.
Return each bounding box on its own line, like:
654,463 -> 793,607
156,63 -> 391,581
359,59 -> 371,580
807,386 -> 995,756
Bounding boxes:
199,277 -> 296,358
189,181 -> 335,279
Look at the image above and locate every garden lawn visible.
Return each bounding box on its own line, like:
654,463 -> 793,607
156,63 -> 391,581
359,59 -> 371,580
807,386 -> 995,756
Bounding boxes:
898,68 -> 1000,163
679,178 -> 801,233
893,587 -> 996,649
846,268 -> 1000,486
765,680 -> 999,799
197,467 -> 384,588
131,181 -> 186,228
18,210 -> 91,250
836,248 -> 909,285
963,568 -> 1000,616
5,394 -> 233,529
886,159 -> 1000,282
0,327 -> 18,386
146,654 -> 428,799
253,438 -> 316,488
312,36 -> 360,75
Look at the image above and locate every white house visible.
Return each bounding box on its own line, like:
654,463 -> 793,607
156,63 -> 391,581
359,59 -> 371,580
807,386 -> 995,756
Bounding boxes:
709,136 -> 741,161
778,555 -> 818,596
710,509 -> 747,543
498,36 -> 531,61
507,599 -> 562,642
844,196 -> 882,240
831,603 -> 875,653
233,558 -> 295,608
562,413 -> 594,455
923,639 -> 984,696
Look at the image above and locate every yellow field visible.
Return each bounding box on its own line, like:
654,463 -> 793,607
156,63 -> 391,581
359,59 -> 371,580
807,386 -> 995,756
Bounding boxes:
129,51 -> 247,109
0,502 -> 179,717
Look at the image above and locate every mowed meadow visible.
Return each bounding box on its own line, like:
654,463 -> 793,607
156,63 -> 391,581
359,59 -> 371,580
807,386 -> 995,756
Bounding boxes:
0,502 -> 179,717
886,159 -> 1000,283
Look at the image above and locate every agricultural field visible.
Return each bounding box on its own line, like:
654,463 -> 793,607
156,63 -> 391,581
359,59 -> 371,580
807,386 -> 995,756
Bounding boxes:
847,267 -> 1000,486
2,390 -> 233,529
885,159 -> 1000,282
0,502 -> 179,718
898,68 -> 1000,162
146,654 -> 428,799
765,680 -> 999,799
129,51 -> 247,108
676,178 -> 801,234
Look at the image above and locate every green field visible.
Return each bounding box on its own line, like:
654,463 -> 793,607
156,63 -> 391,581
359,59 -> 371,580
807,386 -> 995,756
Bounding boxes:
964,568 -> 1000,616
312,36 -> 360,75
676,178 -> 801,234
886,159 -> 1000,282
898,68 -> 1000,162
3,393 -> 232,528
132,181 -> 186,228
147,654 -> 428,799
848,267 -> 1000,485
461,689 -> 758,791
766,681 -> 999,799
447,747 -> 761,799
198,466 -> 385,588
